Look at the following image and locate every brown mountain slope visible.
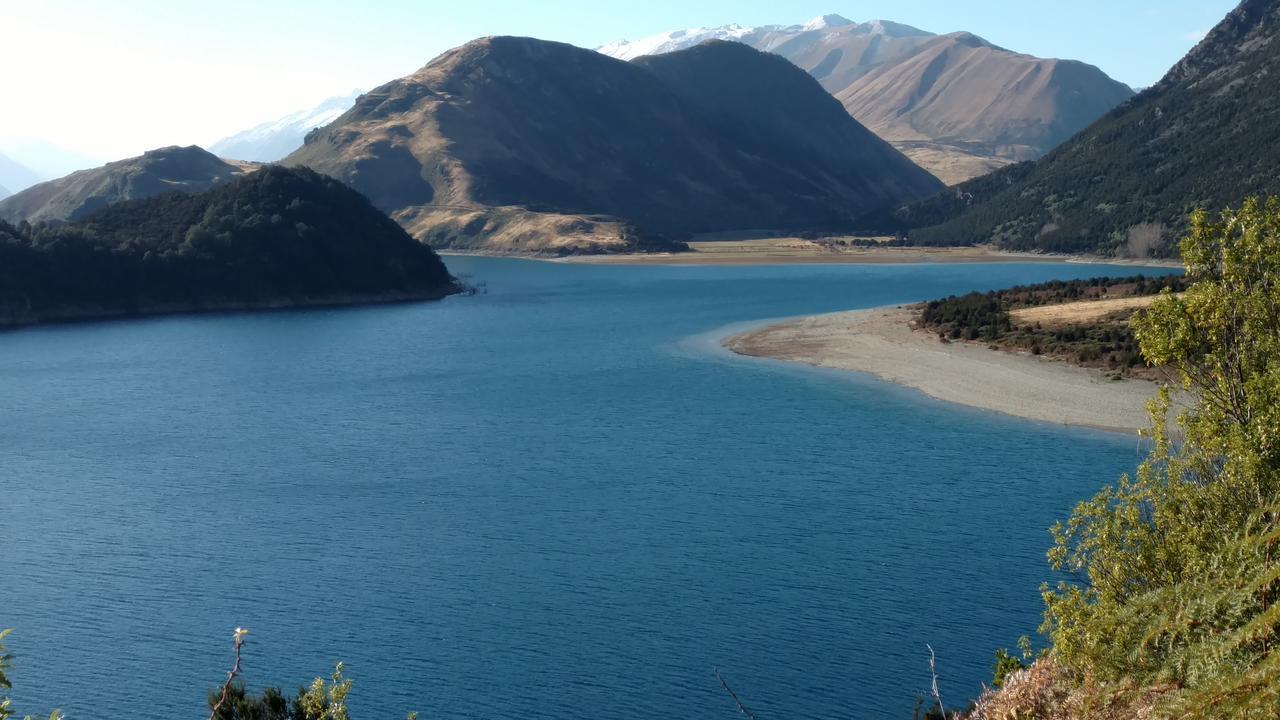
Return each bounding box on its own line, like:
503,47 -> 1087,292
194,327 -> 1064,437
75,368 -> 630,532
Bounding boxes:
898,0 -> 1280,256
285,37 -> 942,255
836,33 -> 1136,183
601,18 -> 1134,185
0,146 -> 256,224
745,19 -> 938,93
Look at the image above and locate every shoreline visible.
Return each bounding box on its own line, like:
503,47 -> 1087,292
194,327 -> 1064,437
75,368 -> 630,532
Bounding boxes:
442,244 -> 1181,268
723,305 -> 1162,434
0,284 -> 463,333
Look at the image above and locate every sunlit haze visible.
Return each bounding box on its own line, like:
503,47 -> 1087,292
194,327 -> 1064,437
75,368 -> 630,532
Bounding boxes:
0,0 -> 1239,162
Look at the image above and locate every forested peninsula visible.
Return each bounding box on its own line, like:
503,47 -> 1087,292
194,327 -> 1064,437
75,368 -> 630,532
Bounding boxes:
0,167 -> 459,328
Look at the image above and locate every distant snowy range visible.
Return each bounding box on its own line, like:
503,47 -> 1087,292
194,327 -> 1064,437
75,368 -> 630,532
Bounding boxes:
209,90 -> 362,162
207,15 -> 885,163
596,13 -> 900,59
11,12 -> 1132,189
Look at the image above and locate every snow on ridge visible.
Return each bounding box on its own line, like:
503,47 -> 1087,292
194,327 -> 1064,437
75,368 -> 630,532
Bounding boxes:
209,90 -> 364,162
596,14 -> 934,61
597,23 -> 759,61
225,91 -> 363,144
803,14 -> 855,31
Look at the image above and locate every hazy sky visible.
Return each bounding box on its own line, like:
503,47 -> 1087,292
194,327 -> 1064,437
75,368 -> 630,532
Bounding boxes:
1,0 -> 1238,162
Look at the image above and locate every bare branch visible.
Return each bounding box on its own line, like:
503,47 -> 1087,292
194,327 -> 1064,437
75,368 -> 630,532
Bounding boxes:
714,668 -> 759,720
928,644 -> 947,719
209,628 -> 248,720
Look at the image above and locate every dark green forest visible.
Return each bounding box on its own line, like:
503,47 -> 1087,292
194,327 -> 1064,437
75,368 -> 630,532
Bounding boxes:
0,167 -> 458,327
919,275 -> 1188,373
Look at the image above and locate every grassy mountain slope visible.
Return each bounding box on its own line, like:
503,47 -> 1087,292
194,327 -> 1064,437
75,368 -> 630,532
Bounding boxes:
285,36 -> 942,255
0,152 -> 43,195
0,146 -> 255,225
601,18 -> 1133,184
900,0 -> 1280,256
836,32 -> 1134,184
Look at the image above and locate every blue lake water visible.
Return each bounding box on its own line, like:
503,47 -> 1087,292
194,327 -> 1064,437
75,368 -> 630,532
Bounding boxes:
2,258 -> 1173,719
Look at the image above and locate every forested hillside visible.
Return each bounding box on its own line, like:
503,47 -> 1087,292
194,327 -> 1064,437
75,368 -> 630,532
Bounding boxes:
0,167 -> 458,327
919,274 -> 1187,375
0,146 -> 253,225
897,0 -> 1280,257
967,200 -> 1280,719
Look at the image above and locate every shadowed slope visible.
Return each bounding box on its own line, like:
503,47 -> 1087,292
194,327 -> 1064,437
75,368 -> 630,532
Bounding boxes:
601,17 -> 1133,184
900,0 -> 1280,256
0,146 -> 256,224
286,36 -> 942,255
0,166 -> 458,327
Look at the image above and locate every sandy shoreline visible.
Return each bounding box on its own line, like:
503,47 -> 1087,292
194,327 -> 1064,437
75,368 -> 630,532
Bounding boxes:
550,241 -> 1183,267
724,306 -> 1161,433
439,237 -> 1182,268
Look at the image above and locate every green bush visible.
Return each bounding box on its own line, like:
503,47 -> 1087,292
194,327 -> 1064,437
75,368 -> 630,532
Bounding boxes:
1041,198 -> 1280,718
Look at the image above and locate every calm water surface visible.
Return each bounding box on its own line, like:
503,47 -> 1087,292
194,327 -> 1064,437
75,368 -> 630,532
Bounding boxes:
2,258 -> 1172,719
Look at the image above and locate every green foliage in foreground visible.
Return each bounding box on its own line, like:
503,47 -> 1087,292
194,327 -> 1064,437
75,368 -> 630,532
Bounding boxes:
0,630 -> 61,720
208,661 -> 418,720
2,626 -> 414,720
991,637 -> 1034,690
210,662 -> 362,720
1042,198 -> 1280,718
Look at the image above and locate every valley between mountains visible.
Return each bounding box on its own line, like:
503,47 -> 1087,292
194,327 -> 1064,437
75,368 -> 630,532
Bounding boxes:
0,6 -> 1273,317
6,4 -> 1280,720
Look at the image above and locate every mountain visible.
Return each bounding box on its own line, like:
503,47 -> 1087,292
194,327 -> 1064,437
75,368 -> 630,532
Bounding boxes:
596,23 -> 763,60
284,36 -> 942,255
0,138 -> 102,182
899,0 -> 1280,257
0,145 -> 255,225
0,152 -> 43,194
0,166 -> 459,328
600,16 -> 1134,185
0,184 -> 9,201
210,91 -> 364,162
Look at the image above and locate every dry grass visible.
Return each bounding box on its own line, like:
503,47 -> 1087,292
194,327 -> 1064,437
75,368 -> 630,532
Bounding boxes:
564,239 -> 1071,266
1010,296 -> 1164,328
896,144 -> 1016,186
399,205 -> 638,254
969,659 -> 1177,720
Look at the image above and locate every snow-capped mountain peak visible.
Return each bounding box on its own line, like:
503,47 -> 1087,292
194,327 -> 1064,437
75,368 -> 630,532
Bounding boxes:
210,90 -> 362,162
597,24 -> 759,61
855,19 -> 932,38
258,93 -> 359,137
595,15 -> 936,61
803,14 -> 855,31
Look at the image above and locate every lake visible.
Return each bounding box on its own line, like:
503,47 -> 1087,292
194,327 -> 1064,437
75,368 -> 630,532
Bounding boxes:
2,258 -> 1170,719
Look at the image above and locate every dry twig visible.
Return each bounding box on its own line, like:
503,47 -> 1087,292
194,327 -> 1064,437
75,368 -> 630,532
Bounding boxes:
209,627 -> 249,720
714,667 -> 759,720
929,644 -> 947,719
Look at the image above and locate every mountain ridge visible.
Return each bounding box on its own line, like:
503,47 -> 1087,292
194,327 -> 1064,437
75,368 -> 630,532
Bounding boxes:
209,91 -> 364,162
284,36 -> 942,255
0,152 -> 43,195
599,16 -> 1134,184
898,0 -> 1280,256
0,146 -> 256,225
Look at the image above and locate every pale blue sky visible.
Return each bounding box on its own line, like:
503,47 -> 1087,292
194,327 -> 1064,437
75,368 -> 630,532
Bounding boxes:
0,0 -> 1238,161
